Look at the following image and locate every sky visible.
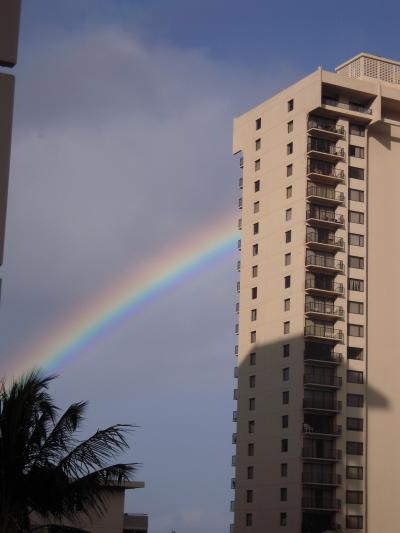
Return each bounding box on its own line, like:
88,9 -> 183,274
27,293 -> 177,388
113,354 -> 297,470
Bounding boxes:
1,1 -> 400,532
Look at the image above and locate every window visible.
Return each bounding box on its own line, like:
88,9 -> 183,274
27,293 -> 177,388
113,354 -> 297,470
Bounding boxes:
255,159 -> 261,171
254,201 -> 260,213
255,138 -> 261,150
349,256 -> 364,269
248,420 -> 255,433
347,417 -> 364,431
348,370 -> 364,384
251,287 -> 258,299
256,117 -> 261,130
254,180 -> 260,192
348,347 -> 363,360
349,210 -> 364,224
347,394 -> 364,407
347,466 -> 363,480
252,265 -> 258,278
247,466 -> 254,479
249,352 -> 256,365
249,375 -> 256,387
350,123 -> 365,137
286,164 -> 293,177
283,344 -> 290,357
347,491 -> 363,504
285,208 -> 292,221
288,99 -> 294,111
250,330 -> 257,343
283,321 -> 290,334
237,281 -> 240,293
349,301 -> 364,314
249,398 -> 255,410
284,298 -> 290,311
253,222 -> 259,235
280,512 -> 287,526
286,186 -> 292,198
349,145 -> 365,159
281,439 -> 288,452
281,463 -> 288,476
287,142 -> 293,155
349,188 -> 364,202
346,516 -> 363,529
347,441 -> 363,455
246,489 -> 253,503
252,244 -> 259,256
282,415 -> 288,428
282,391 -> 289,404
349,233 -> 364,246
251,309 -> 257,321
287,120 -> 293,133
349,278 -> 364,292
248,443 -> 254,456
246,513 -> 253,526
284,253 -> 291,266
349,166 -> 365,180
284,275 -> 291,288
285,230 -> 292,243
283,368 -> 289,381
348,324 -> 364,337
280,488 -> 287,502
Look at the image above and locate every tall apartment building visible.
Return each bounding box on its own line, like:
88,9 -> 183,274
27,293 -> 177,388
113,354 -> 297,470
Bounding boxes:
231,53 -> 400,533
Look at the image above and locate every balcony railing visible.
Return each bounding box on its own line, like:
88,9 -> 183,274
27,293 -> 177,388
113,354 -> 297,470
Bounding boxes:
303,423 -> 342,436
307,161 -> 346,179
306,184 -> 345,203
305,301 -> 344,318
308,118 -> 345,136
305,254 -> 344,272
307,140 -> 345,158
305,278 -> 345,295
302,497 -> 342,511
306,209 -> 345,226
304,352 -> 343,364
304,324 -> 344,342
303,398 -> 342,412
304,373 -> 342,387
322,96 -> 372,115
306,230 -> 345,250
302,448 -> 342,461
302,472 -> 342,485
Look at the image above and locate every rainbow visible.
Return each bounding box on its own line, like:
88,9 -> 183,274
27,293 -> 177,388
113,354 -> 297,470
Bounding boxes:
10,213 -> 238,376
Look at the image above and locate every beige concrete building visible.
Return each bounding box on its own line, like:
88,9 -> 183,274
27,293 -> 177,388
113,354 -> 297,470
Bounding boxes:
231,53 -> 400,533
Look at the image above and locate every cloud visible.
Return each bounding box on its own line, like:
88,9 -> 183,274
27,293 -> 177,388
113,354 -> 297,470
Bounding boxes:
0,25 -> 297,532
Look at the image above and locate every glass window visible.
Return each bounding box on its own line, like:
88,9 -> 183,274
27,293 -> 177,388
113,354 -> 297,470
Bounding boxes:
284,253 -> 291,266
248,443 -> 254,456
347,417 -> 364,431
285,230 -> 292,243
349,256 -> 364,269
287,120 -> 293,133
285,208 -> 292,221
349,210 -> 364,224
283,344 -> 290,357
287,142 -> 293,155
349,278 -> 364,291
349,145 -> 365,158
284,298 -> 290,311
286,186 -> 292,198
347,491 -> 363,504
284,275 -> 291,288
283,321 -> 290,334
347,394 -> 364,407
252,265 -> 258,277
350,123 -> 365,137
281,463 -> 288,476
280,488 -> 287,501
349,166 -> 365,180
249,352 -> 256,365
348,324 -> 364,337
253,222 -> 259,234
280,512 -> 287,526
254,180 -> 260,192
282,391 -> 289,404
252,244 -> 258,256
346,441 -> 363,455
288,99 -> 294,111
250,330 -> 257,343
286,164 -> 293,177
249,375 -> 256,387
251,287 -> 257,299
346,465 -> 363,479
346,515 -> 363,529
247,466 -> 254,479
248,420 -> 255,433
349,233 -> 364,246
281,439 -> 288,452
349,188 -> 364,202
254,201 -> 260,213
282,415 -> 288,428
249,398 -> 255,410
256,117 -> 261,130
348,301 -> 364,314
347,370 -> 364,384
348,347 -> 363,360
251,309 -> 257,321
255,159 -> 261,171
283,367 -> 289,381
255,138 -> 261,150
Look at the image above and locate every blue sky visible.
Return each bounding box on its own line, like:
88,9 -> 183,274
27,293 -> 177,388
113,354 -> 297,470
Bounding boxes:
2,1 -> 400,532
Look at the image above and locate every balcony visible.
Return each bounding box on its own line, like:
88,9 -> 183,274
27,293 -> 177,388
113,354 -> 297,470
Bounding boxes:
305,254 -> 344,275
322,96 -> 372,116
307,139 -> 345,163
306,230 -> 345,252
306,184 -> 345,205
304,324 -> 344,343
302,472 -> 342,486
304,373 -> 342,389
303,398 -> 342,413
305,301 -> 344,320
303,423 -> 342,438
302,497 -> 341,511
305,278 -> 344,297
307,161 -> 345,185
302,448 -> 342,462
307,118 -> 345,140
304,352 -> 343,365
306,208 -> 345,228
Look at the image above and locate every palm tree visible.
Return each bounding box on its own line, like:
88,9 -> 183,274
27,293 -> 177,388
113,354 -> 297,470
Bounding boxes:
0,370 -> 137,532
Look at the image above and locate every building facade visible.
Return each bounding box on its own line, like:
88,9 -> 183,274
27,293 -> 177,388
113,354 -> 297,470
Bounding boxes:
231,53 -> 400,533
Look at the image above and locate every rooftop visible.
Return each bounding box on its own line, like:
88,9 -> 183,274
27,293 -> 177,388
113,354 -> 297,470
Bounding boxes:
336,53 -> 400,85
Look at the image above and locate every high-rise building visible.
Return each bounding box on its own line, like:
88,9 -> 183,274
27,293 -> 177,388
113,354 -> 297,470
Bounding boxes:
231,53 -> 400,533
0,0 -> 21,268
